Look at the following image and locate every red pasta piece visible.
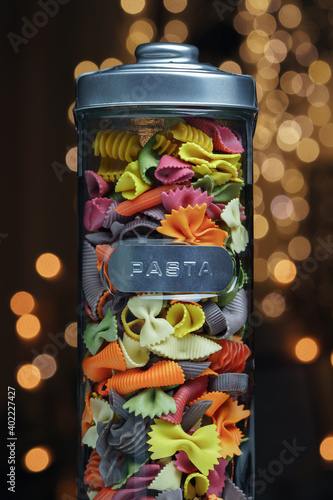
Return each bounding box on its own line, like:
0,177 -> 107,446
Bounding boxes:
160,375 -> 208,424
208,339 -> 251,374
84,449 -> 104,491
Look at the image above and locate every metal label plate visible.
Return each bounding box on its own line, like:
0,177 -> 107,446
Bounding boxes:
108,244 -> 234,293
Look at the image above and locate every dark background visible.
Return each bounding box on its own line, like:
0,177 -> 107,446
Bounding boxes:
1,0 -> 333,499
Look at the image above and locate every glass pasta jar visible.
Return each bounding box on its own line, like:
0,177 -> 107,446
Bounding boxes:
74,43 -> 258,500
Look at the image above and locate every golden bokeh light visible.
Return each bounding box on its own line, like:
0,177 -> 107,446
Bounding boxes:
17,364 -> 41,390
253,162 -> 260,182
277,120 -> 301,149
163,0 -> 187,13
234,11 -> 255,36
247,30 -> 269,55
254,214 -> 269,239
254,258 -> 268,282
219,61 -> 242,74
308,104 -> 331,126
292,73 -> 314,97
74,61 -> 98,79
268,251 -> 289,275
240,40 -> 261,64
261,155 -> 285,182
296,138 -> 320,162
16,314 -> 41,340
319,123 -> 333,147
307,85 -> 329,106
288,236 -> 311,261
100,58 -> 122,69
292,30 -> 311,52
253,124 -> 273,150
278,4 -> 302,28
291,197 -> 310,221
33,355 -> 57,380
36,253 -> 61,279
67,101 -> 75,125
120,0 -> 145,14
130,19 -> 155,40
253,185 -> 263,208
280,71 -> 298,94
277,219 -> 300,236
273,259 -> 297,284
295,337 -> 319,363
24,447 -> 51,473
271,195 -> 294,220
126,19 -> 156,55
294,115 -> 314,138
65,147 -> 77,172
308,60 -> 331,84
10,291 -> 35,316
262,292 -> 286,318
266,89 -> 289,113
254,13 -> 276,35
265,39 -> 288,63
320,437 -> 333,461
164,20 -> 188,43
295,43 -> 318,67
245,0 -> 270,16
65,322 -> 78,348
281,169 -> 304,193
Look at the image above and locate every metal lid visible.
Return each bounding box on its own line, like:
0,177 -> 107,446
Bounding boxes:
74,43 -> 258,115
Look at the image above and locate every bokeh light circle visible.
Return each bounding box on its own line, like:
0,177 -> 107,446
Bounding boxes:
120,0 -> 145,14
17,364 -> 41,390
296,138 -> 320,162
254,214 -> 269,239
262,293 -> 286,317
32,355 -> 57,380
10,292 -> 35,315
163,0 -> 187,13
74,61 -> 98,79
271,195 -> 294,219
320,436 -> 333,461
65,147 -> 77,172
274,259 -> 297,284
295,337 -> 319,363
24,447 -> 51,472
288,236 -> 311,260
278,4 -> 302,29
65,322 -> 78,348
36,253 -> 61,279
16,314 -> 41,339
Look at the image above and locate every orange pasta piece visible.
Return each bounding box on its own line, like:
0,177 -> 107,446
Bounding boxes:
94,488 -> 117,499
189,391 -> 229,417
81,390 -> 92,438
199,367 -> 218,377
115,183 -> 187,216
103,360 -> 185,395
82,341 -> 126,382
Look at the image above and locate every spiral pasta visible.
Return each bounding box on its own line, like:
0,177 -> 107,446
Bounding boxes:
171,122 -> 213,152
93,130 -> 142,162
152,132 -> 180,156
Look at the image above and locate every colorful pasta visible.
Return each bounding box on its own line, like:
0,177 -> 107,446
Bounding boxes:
93,130 -> 142,162
171,121 -> 213,152
208,339 -> 252,374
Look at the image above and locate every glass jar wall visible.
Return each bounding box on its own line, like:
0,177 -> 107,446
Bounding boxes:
75,43 -> 257,500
